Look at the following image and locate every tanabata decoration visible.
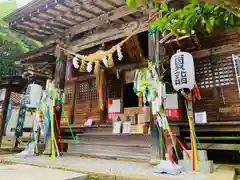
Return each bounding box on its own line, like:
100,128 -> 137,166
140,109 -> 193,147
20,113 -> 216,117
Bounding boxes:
66,57 -> 73,81
170,50 -> 200,171
30,79 -> 77,159
133,61 -> 190,166
55,99 -> 61,112
133,61 -> 161,97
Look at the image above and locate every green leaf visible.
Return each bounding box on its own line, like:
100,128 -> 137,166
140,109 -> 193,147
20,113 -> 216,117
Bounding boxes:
160,2 -> 168,11
230,14 -> 234,26
170,8 -> 175,13
209,17 -> 215,28
206,17 -> 215,33
189,0 -> 199,4
126,0 -> 137,8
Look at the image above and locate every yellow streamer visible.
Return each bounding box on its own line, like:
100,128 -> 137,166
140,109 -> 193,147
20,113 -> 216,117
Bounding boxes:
185,101 -> 198,171
50,88 -> 56,160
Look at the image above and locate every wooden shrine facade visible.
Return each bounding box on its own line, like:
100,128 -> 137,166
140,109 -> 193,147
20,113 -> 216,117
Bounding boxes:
162,28 -> 240,122
6,0 -> 240,160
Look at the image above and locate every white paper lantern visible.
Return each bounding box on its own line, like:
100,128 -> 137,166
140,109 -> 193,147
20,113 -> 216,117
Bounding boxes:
26,84 -> 43,108
170,51 -> 195,91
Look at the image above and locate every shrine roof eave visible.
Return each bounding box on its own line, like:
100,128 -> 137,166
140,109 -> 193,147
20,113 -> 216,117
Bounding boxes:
3,0 -> 143,42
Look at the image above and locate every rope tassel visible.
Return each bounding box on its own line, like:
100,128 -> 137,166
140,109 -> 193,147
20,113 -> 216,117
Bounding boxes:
94,61 -> 100,75
107,54 -> 114,67
80,60 -> 86,72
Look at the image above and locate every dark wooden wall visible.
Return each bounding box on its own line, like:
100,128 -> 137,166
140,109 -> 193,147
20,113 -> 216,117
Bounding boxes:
194,52 -> 240,121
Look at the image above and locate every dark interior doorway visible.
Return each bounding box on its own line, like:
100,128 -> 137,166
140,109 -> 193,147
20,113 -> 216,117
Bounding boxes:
123,83 -> 138,108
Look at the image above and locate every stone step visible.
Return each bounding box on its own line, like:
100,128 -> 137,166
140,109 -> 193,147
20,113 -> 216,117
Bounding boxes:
0,164 -> 88,180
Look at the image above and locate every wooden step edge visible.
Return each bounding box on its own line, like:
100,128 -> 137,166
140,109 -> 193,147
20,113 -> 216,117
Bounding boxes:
61,124 -> 112,129
63,152 -> 149,163
64,141 -> 151,148
76,133 -> 150,136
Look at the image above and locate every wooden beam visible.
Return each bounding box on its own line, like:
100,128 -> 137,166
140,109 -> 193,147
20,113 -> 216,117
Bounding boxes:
68,16 -> 149,53
16,24 -> 51,36
192,42 -> 240,59
101,0 -> 119,7
18,22 -> 52,35
45,6 -> 141,44
65,1 -> 100,16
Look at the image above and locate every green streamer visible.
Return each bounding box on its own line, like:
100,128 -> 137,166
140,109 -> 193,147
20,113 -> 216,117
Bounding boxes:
237,56 -> 240,75
156,123 -> 167,154
194,130 -> 202,150
148,28 -> 157,35
56,58 -> 60,63
61,102 -> 77,145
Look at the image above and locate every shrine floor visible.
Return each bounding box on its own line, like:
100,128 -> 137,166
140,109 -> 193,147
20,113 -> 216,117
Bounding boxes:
0,154 -> 236,180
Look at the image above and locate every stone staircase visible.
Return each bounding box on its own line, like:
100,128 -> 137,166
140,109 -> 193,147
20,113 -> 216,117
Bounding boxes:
66,125 -> 151,161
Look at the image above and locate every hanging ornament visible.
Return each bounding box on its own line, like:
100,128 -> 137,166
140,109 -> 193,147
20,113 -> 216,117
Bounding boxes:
73,57 -> 79,69
107,54 -> 114,67
80,60 -> 86,72
55,99 -> 61,112
39,111 -> 43,121
66,58 -> 73,81
117,45 -> 123,61
56,58 -> 60,63
102,56 -> 108,67
116,68 -> 120,79
86,62 -> 93,73
94,61 -> 100,75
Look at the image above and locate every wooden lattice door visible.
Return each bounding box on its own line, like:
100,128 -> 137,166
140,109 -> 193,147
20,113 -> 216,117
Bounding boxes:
61,84 -> 74,126
74,79 -> 100,125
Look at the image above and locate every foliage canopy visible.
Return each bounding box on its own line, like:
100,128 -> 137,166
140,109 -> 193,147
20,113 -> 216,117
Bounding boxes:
126,0 -> 240,36
0,0 -> 42,77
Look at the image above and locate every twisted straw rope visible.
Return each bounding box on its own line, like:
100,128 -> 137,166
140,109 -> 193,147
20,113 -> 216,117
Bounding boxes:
58,11 -> 158,63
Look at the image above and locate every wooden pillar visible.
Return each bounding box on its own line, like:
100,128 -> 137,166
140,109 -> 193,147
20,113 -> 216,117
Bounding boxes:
149,30 -> 163,165
0,89 -> 10,146
69,82 -> 76,124
44,45 -> 66,155
55,47 -> 66,128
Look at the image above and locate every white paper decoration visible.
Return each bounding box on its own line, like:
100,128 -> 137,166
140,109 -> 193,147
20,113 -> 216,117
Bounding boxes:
117,45 -> 123,61
73,57 -> 79,69
86,62 -> 93,73
102,56 -> 108,67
